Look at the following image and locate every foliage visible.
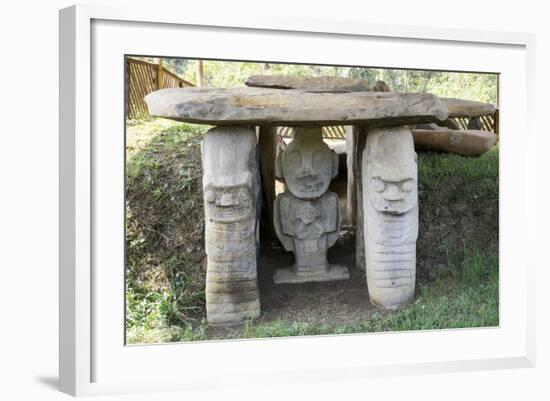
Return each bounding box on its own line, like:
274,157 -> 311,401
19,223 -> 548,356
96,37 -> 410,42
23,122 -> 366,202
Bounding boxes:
126,118 -> 210,343
155,58 -> 498,103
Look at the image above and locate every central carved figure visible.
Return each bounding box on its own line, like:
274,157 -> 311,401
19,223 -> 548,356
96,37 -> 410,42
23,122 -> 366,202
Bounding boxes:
273,128 -> 350,283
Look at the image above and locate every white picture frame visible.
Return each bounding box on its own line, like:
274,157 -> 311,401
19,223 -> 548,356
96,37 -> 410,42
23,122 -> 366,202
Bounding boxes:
59,3 -> 536,397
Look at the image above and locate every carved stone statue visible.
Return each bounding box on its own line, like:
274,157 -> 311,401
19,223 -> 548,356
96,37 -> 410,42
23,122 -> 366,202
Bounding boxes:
273,128 -> 349,283
362,127 -> 418,309
202,127 -> 261,325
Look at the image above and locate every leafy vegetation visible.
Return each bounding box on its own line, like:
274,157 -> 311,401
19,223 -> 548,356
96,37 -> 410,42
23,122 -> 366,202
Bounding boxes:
138,57 -> 498,104
125,118 -> 209,344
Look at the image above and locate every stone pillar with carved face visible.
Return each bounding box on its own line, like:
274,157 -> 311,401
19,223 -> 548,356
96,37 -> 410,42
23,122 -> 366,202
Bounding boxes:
362,127 -> 418,309
202,127 -> 261,325
273,127 -> 349,283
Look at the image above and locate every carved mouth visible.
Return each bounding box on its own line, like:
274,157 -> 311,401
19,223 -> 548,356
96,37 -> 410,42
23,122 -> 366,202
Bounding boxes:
209,206 -> 251,222
377,199 -> 414,214
384,200 -> 404,211
288,178 -> 324,193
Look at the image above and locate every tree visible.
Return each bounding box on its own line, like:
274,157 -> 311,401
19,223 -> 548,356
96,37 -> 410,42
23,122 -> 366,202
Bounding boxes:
153,57 -> 497,104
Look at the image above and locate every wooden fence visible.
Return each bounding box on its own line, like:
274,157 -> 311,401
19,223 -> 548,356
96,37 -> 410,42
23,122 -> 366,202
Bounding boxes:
125,60 -> 499,134
125,57 -> 194,120
279,111 -> 499,140
279,126 -> 347,139
452,112 -> 498,133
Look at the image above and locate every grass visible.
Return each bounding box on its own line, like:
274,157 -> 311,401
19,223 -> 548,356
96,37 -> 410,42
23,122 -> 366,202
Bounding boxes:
416,144 -> 499,280
240,246 -> 498,338
127,245 -> 498,342
125,117 -> 210,343
125,117 -> 499,344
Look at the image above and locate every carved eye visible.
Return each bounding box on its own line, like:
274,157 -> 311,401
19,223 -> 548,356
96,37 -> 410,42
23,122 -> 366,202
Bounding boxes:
312,149 -> 330,172
238,188 -> 250,201
401,180 -> 414,192
372,177 -> 385,193
286,151 -> 302,170
205,190 -> 216,203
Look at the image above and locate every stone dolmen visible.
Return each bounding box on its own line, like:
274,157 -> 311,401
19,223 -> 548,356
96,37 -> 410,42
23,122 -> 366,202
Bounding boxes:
145,75 -> 497,325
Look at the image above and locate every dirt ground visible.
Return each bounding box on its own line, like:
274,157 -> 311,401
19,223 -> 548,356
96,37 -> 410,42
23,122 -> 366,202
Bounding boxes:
259,232 -> 373,322
207,230 -> 379,338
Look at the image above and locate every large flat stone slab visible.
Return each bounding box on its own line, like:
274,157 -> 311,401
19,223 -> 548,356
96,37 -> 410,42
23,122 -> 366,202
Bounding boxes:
245,75 -> 495,118
412,129 -> 497,157
440,97 -> 496,118
145,87 -> 448,126
245,75 -> 389,92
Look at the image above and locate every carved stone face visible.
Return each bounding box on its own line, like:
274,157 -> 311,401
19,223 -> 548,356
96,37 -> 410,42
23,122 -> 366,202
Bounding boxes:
368,176 -> 416,214
281,128 -> 337,199
203,181 -> 253,223
202,127 -> 257,223
366,128 -> 417,215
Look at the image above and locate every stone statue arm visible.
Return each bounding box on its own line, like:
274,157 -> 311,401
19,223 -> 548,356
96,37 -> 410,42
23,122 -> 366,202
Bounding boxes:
273,193 -> 295,252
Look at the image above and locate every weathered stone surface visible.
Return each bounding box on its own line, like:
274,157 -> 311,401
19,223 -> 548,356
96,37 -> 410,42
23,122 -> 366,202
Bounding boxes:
245,75 -> 494,119
415,122 -> 446,130
363,127 -> 418,309
279,127 -> 339,199
412,129 -> 497,157
144,87 -> 449,126
273,128 -> 349,283
245,75 -> 386,92
440,97 -> 496,118
202,126 -> 261,325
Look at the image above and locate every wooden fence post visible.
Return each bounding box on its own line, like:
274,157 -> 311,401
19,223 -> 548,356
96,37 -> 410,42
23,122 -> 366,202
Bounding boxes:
197,60 -> 204,87
124,58 -> 130,119
156,59 -> 164,90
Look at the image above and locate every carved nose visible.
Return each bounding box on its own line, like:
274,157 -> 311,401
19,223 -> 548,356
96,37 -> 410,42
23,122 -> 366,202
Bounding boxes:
218,193 -> 237,207
298,167 -> 318,180
383,184 -> 402,201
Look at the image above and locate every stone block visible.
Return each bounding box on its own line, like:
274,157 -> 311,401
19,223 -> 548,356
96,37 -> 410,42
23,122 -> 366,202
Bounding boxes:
362,127 -> 418,309
202,126 -> 261,325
